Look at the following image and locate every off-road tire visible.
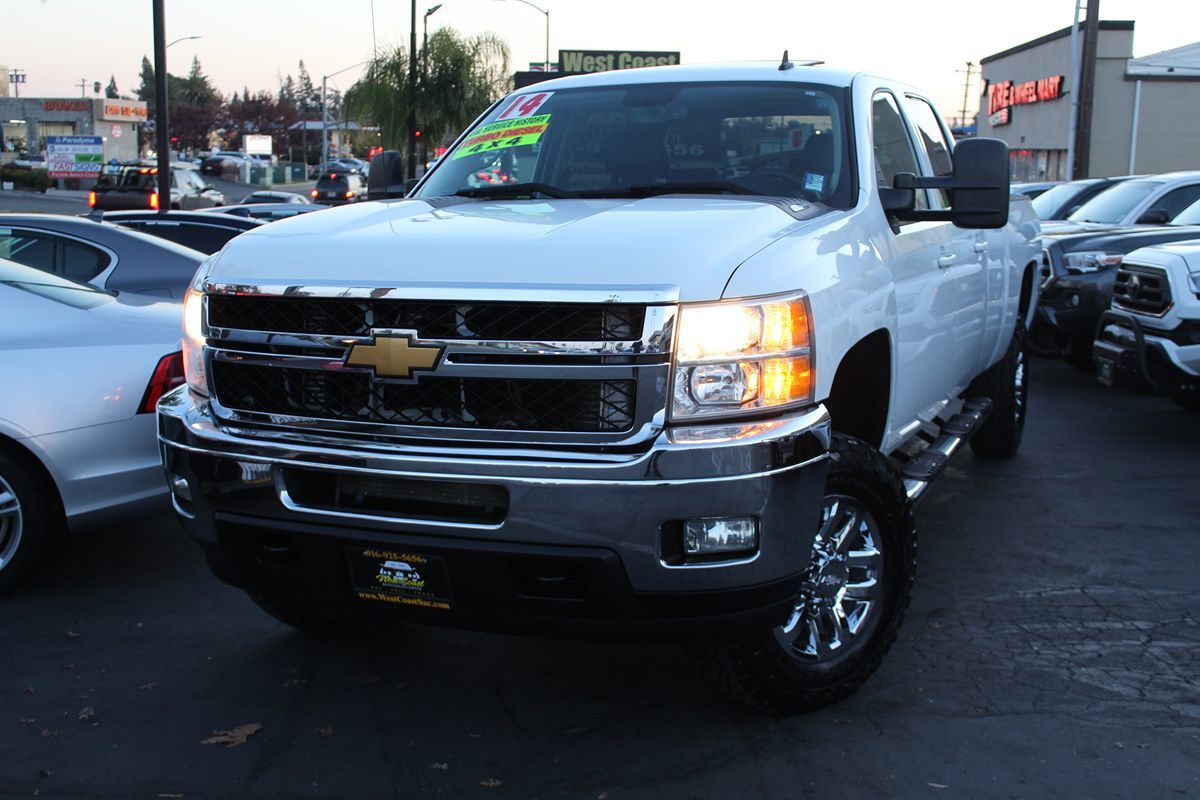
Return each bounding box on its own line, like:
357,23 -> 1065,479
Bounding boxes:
248,587 -> 395,637
692,434 -> 916,714
0,444 -> 64,594
968,319 -> 1029,457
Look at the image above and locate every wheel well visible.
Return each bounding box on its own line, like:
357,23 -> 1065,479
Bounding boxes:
0,434 -> 65,519
1019,260 -> 1036,323
825,329 -> 891,450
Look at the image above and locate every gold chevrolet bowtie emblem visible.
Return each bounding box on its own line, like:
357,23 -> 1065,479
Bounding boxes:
345,333 -> 444,380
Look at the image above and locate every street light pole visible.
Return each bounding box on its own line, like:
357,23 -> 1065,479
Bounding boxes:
498,0 -> 550,70
320,61 -> 368,167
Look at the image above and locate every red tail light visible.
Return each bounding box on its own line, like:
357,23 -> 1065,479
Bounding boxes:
88,191 -> 96,208
310,190 -> 318,197
149,192 -> 159,210
139,351 -> 185,413
344,191 -> 353,199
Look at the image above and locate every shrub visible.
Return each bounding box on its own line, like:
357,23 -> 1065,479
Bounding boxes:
1,166 -> 51,193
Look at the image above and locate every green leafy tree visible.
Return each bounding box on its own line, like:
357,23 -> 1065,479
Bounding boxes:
105,76 -> 119,99
344,28 -> 510,156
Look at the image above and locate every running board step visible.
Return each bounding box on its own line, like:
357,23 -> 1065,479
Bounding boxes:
902,398 -> 993,504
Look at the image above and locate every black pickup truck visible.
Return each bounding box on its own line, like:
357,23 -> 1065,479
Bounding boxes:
90,164 -> 226,211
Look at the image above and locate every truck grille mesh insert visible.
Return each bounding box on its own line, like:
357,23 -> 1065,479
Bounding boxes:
207,295 -> 645,341
1113,264 -> 1172,316
212,361 -> 636,432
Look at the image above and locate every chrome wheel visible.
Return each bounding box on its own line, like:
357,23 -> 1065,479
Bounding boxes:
1014,347 -> 1027,424
775,495 -> 885,662
0,474 -> 23,573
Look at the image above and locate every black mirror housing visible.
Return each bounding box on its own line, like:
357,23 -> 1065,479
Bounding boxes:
889,138 -> 1011,229
366,150 -> 409,200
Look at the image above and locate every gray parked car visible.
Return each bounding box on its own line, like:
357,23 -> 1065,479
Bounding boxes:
0,258 -> 183,591
0,214 -> 204,299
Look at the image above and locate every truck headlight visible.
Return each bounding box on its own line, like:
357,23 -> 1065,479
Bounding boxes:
671,293 -> 813,421
1063,251 -> 1123,273
182,263 -> 212,398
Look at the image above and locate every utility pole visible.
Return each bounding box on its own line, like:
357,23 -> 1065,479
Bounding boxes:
77,78 -> 88,98
956,61 -> 976,128
1073,0 -> 1101,179
1066,0 -> 1083,180
152,0 -> 170,215
408,0 -> 418,180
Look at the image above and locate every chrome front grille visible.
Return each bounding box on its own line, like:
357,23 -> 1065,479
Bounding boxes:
207,295 -> 645,341
202,285 -> 675,445
1113,264 -> 1172,316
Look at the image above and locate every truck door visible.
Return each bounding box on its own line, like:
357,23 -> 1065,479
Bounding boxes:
871,90 -> 959,427
901,94 -> 987,390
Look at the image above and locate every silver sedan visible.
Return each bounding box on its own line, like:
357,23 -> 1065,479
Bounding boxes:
0,258 -> 182,591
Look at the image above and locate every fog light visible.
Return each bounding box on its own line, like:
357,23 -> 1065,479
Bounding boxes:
171,476 -> 192,502
683,517 -> 758,555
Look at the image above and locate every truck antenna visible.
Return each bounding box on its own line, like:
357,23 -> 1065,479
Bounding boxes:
779,50 -> 793,71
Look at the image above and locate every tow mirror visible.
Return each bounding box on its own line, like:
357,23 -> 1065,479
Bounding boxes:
1136,208 -> 1169,225
366,150 -> 411,200
890,138 -> 1011,229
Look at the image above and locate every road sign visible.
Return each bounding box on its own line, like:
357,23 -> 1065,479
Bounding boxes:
244,134 -> 272,155
46,136 -> 104,179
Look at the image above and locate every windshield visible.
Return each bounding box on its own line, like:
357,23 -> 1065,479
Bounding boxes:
1171,198 -> 1200,226
317,175 -> 349,189
1031,179 -> 1099,219
417,82 -> 854,207
1067,180 -> 1159,224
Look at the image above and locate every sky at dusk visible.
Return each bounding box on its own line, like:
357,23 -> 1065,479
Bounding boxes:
5,0 -> 1199,121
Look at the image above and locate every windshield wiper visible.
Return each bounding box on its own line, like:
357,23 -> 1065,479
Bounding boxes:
454,183 -> 577,199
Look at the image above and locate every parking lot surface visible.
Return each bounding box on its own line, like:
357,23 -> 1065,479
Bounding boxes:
2,359 -> 1198,799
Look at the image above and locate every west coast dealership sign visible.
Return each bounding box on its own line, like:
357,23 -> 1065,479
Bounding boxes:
987,75 -> 1065,116
558,50 -> 680,73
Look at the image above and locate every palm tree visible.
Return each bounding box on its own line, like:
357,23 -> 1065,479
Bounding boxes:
344,29 -> 510,156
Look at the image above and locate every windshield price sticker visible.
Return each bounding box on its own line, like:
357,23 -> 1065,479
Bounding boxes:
451,115 -> 551,160
495,91 -> 553,121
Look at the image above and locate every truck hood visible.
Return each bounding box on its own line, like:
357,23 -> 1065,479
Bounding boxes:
211,196 -> 828,302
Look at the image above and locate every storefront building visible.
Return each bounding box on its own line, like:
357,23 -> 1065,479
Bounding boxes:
977,22 -> 1200,181
0,97 -> 145,162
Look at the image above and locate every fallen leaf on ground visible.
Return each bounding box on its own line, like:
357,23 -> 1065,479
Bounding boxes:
928,783 -> 948,789
20,718 -> 36,724
316,726 -> 334,737
480,779 -> 502,788
78,707 -> 95,720
39,769 -> 54,778
40,729 -> 61,737
200,723 -> 263,748
66,631 -> 82,639
1137,742 -> 1150,749
140,683 -> 157,691
1114,741 -> 1125,749
24,687 -> 35,695
429,763 -> 448,770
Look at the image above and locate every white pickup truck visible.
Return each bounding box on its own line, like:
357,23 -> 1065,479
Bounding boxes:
1093,241 -> 1200,410
158,60 -> 1041,713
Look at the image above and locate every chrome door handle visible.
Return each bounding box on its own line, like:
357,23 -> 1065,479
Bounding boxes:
937,254 -> 956,268
973,240 -> 988,253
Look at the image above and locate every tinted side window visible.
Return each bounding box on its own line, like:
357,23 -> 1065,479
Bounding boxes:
1156,185 -> 1200,220
59,239 -> 110,281
123,222 -> 237,255
872,91 -> 927,210
903,95 -> 953,209
0,230 -> 57,273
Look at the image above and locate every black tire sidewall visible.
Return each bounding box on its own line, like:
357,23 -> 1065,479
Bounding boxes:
0,447 -> 62,593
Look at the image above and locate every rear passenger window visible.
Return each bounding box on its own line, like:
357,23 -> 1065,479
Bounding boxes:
59,239 -> 110,281
871,92 -> 927,211
902,95 -> 954,209
0,230 -> 57,273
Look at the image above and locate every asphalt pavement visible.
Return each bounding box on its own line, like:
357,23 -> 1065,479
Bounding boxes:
1,359 -> 1198,800
0,175 -> 310,215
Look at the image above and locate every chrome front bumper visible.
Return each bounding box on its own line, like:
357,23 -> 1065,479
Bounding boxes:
157,386 -> 831,624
